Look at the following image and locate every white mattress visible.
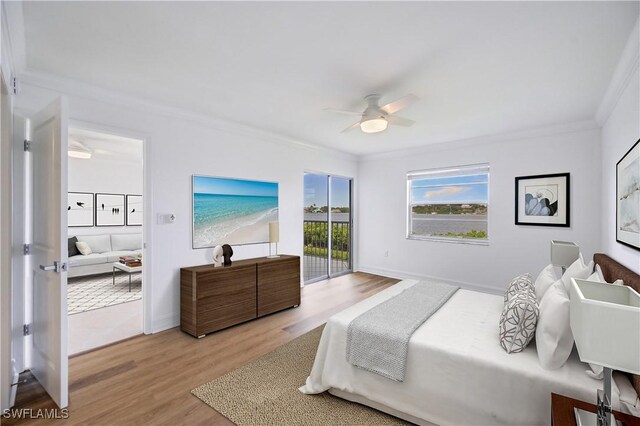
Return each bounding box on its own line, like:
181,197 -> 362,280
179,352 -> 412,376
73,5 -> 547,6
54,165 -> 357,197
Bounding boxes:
300,279 -> 635,426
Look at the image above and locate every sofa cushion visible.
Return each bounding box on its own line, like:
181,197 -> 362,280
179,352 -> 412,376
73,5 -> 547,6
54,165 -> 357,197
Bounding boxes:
111,234 -> 142,251
68,236 -> 79,257
77,234 -> 112,254
69,253 -> 110,267
107,250 -> 142,263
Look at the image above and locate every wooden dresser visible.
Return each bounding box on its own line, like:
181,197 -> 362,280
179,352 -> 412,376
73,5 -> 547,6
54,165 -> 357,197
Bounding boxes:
180,255 -> 300,338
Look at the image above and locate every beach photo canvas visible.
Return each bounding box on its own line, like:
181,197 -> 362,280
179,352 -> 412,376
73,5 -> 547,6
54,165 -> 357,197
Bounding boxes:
192,175 -> 279,248
68,192 -> 94,227
617,139 -> 640,250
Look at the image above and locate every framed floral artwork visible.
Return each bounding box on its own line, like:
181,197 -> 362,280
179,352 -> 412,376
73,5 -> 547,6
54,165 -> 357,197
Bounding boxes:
515,173 -> 570,227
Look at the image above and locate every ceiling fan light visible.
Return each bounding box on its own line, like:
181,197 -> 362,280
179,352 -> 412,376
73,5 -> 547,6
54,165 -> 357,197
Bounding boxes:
68,150 -> 92,159
68,141 -> 92,159
360,117 -> 388,134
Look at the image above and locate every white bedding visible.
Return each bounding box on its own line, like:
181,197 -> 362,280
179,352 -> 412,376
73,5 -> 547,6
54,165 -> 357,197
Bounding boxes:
300,279 -> 636,426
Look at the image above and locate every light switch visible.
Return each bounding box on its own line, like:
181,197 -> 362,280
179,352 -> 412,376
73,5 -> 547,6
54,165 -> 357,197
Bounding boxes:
157,213 -> 176,224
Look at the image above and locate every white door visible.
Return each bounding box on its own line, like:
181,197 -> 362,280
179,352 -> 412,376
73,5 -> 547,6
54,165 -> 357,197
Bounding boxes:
30,98 -> 69,408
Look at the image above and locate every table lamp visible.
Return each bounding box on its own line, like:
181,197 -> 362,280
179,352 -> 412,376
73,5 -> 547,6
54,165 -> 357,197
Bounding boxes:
569,278 -> 640,426
268,221 -> 280,258
551,240 -> 580,273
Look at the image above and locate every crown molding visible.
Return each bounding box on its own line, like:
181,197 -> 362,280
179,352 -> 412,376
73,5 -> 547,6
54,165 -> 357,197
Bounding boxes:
359,119 -> 600,162
1,1 -> 27,79
595,17 -> 639,126
1,3 -> 16,81
18,69 -> 358,162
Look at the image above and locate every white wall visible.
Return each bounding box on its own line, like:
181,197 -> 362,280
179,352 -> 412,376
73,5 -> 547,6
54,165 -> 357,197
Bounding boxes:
601,67 -> 640,273
15,81 -> 359,333
68,154 -> 142,237
358,127 -> 602,294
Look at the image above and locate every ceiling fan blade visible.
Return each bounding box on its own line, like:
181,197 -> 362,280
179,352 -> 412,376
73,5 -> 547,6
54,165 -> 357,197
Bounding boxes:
341,121 -> 361,133
324,108 -> 362,116
381,94 -> 419,115
387,116 -> 415,127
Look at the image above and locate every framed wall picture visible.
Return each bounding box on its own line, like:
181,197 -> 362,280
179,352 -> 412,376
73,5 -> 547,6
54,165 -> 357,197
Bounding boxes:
192,175 -> 279,249
616,139 -> 640,251
515,173 -> 570,227
126,195 -> 143,226
68,192 -> 94,227
95,193 -> 125,227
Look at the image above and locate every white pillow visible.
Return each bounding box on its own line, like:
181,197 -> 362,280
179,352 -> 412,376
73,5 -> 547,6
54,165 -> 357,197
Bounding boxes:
593,264 -> 624,286
536,280 -> 574,370
534,264 -> 560,303
586,271 -> 602,282
75,241 -> 92,256
560,256 -> 594,294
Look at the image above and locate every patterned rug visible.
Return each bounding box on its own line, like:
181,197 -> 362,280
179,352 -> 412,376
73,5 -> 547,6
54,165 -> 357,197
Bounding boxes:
68,272 -> 142,315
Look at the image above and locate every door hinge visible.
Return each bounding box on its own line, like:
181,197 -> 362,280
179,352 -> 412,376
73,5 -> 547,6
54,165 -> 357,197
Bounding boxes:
23,244 -> 30,255
23,139 -> 31,152
23,324 -> 30,336
11,76 -> 20,95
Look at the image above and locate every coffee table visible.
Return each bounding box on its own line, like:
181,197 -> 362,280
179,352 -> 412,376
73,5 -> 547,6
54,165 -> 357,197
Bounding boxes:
112,262 -> 142,292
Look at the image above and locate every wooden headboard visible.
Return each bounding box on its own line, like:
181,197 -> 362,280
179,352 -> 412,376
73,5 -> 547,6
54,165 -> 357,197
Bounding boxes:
593,253 -> 640,396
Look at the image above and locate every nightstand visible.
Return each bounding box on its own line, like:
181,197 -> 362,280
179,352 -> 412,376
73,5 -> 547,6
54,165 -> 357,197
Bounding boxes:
551,393 -> 640,426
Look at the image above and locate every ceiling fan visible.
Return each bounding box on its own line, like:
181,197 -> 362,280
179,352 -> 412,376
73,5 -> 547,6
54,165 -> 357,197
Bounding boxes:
325,94 -> 419,134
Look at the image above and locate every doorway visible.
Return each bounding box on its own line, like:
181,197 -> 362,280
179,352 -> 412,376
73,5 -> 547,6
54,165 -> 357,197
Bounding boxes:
303,173 -> 352,283
66,128 -> 144,354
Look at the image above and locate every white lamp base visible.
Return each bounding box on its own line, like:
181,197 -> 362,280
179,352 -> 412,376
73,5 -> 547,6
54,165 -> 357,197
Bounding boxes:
574,408 -> 621,426
267,242 -> 280,258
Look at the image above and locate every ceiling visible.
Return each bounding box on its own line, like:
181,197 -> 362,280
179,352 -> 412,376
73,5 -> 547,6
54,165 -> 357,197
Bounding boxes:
69,128 -> 142,163
18,2 -> 639,156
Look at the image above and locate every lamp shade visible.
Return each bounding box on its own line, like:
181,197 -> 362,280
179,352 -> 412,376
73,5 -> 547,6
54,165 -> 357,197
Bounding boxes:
550,240 -> 580,268
269,222 -> 279,243
569,278 -> 640,374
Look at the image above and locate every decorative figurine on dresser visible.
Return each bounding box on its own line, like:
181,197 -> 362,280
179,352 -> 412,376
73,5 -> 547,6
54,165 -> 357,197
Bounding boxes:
222,244 -> 233,266
212,245 -> 223,268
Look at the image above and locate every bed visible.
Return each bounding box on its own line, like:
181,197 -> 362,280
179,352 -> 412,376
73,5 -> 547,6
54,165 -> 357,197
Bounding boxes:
300,254 -> 640,425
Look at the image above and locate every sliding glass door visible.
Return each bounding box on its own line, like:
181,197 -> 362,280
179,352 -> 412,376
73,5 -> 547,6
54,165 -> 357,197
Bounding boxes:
330,176 -> 351,276
303,173 -> 352,283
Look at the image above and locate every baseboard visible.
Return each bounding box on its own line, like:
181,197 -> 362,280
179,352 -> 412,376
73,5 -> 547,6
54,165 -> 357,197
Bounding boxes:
151,312 -> 179,333
357,265 -> 503,296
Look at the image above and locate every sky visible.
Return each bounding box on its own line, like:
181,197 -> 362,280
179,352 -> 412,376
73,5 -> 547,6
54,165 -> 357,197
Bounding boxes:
193,176 -> 278,197
304,173 -> 350,208
411,174 -> 488,204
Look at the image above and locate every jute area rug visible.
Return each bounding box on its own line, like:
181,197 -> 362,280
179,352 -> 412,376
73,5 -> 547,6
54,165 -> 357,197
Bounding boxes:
191,326 -> 409,425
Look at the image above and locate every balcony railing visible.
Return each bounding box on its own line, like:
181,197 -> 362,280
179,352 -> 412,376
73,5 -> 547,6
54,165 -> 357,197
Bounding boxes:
303,219 -> 351,282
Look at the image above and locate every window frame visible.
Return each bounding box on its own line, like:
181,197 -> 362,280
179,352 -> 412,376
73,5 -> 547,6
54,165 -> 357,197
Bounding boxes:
406,163 -> 490,245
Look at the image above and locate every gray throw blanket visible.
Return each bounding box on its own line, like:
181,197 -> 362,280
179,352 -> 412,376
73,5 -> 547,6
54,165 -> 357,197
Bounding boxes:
346,281 -> 459,381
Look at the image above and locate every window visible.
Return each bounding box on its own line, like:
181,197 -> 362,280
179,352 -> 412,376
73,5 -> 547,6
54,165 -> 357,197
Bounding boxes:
407,163 -> 489,243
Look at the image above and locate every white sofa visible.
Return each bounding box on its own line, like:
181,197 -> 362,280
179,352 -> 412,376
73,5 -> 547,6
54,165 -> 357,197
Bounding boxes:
68,233 -> 142,278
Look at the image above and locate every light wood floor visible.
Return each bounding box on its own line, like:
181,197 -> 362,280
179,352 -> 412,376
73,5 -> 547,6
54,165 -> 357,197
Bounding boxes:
6,272 -> 399,425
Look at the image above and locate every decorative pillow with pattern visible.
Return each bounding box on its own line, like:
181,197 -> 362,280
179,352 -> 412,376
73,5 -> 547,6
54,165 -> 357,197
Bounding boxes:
504,273 -> 533,305
499,291 -> 539,353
